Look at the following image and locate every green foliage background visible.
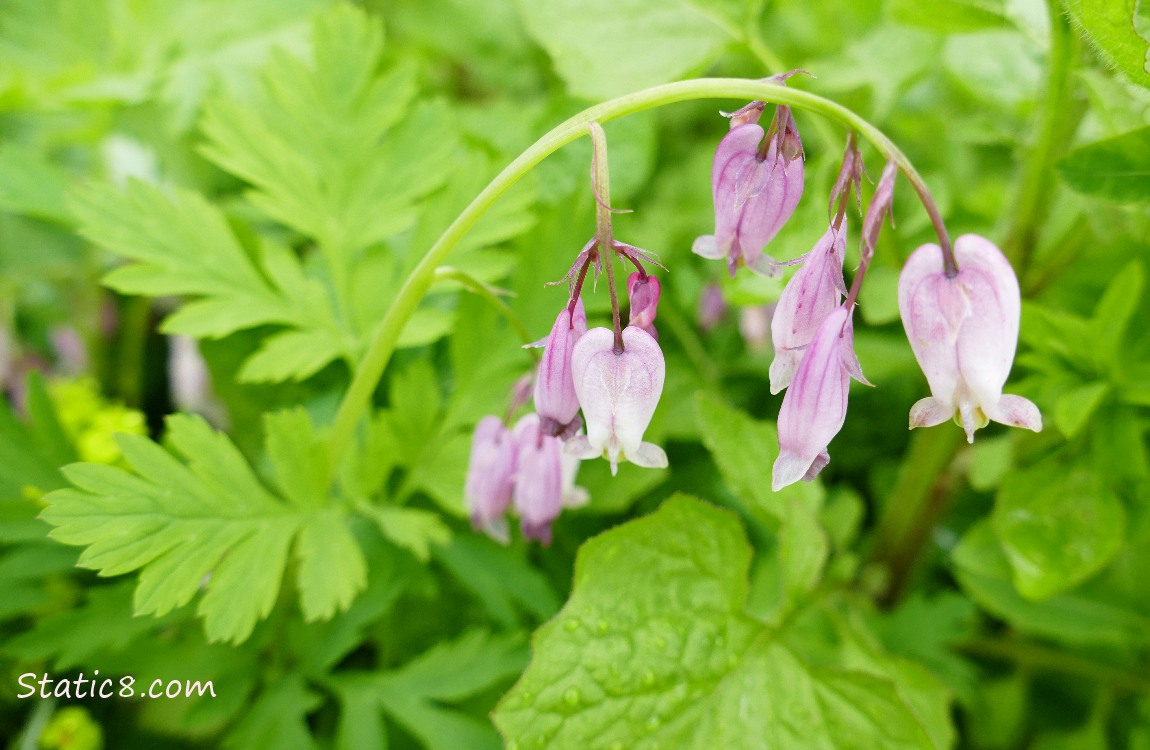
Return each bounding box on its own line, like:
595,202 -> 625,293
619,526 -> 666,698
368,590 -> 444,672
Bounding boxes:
0,0 -> 1148,747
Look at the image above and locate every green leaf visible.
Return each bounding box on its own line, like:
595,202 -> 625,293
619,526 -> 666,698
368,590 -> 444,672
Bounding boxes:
888,0 -> 1012,33
237,329 -> 347,383
225,675 -> 321,750
1057,126 -> 1150,202
364,506 -> 451,562
332,631 -> 527,750
41,414 -> 367,643
952,520 -> 1149,646
200,5 -> 456,253
0,144 -> 73,223
495,495 -> 949,749
433,533 -> 562,627
4,583 -> 164,668
695,393 -> 828,620
515,0 -> 730,99
264,407 -> 329,509
1089,259 -> 1144,363
1063,0 -> 1150,89
295,509 -> 368,621
992,466 -> 1125,599
1053,381 -> 1110,437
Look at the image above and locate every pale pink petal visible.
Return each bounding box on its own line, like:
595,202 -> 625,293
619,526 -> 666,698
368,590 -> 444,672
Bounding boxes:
909,397 -> 954,429
984,394 -> 1043,433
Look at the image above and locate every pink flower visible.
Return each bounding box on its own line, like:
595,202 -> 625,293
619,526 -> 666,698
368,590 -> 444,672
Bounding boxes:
465,416 -> 517,542
533,299 -> 587,430
692,111 -> 804,278
511,414 -> 565,545
697,282 -> 727,332
627,272 -> 660,340
772,305 -> 868,491
769,223 -> 848,393
566,326 -> 667,475
898,234 -> 1042,442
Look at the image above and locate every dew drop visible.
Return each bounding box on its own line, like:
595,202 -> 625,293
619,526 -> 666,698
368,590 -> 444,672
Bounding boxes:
642,669 -> 656,687
565,618 -> 582,632
597,618 -> 609,633
654,636 -> 667,650
646,716 -> 661,731
564,688 -> 581,706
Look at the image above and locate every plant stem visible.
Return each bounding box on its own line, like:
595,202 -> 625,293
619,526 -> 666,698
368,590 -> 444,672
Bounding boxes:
1001,0 -> 1081,274
956,636 -> 1150,694
433,266 -> 537,355
325,77 -> 949,476
867,426 -> 966,605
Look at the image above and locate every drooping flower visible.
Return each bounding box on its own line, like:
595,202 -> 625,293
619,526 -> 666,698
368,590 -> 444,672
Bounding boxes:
533,298 -> 587,431
510,414 -> 565,545
898,234 -> 1042,442
627,272 -> 660,340
566,326 -> 667,475
698,282 -> 727,332
465,416 -> 517,542
772,304 -> 868,491
769,223 -> 848,393
693,107 -> 804,278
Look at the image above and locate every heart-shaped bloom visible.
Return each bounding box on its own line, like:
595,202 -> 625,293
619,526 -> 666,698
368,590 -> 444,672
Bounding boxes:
511,414 -> 565,545
566,326 -> 667,475
534,298 -> 587,429
465,416 -> 517,542
898,234 -> 1042,442
772,305 -> 867,491
627,272 -> 660,340
692,113 -> 804,278
770,223 -> 848,393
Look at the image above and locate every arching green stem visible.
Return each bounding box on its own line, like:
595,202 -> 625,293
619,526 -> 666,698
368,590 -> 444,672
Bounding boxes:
433,266 -> 537,356
325,77 -> 950,475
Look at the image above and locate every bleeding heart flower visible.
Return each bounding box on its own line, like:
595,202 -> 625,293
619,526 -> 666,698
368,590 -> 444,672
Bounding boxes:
465,416 -> 517,542
772,305 -> 868,491
898,234 -> 1042,442
511,414 -> 565,545
627,272 -> 661,340
533,298 -> 587,430
692,108 -> 804,278
566,326 -> 667,475
770,223 -> 848,393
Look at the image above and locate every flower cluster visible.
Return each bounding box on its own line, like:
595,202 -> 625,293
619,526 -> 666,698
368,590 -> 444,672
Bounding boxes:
691,101 -> 1041,491
467,85 -> 1044,543
465,123 -> 667,544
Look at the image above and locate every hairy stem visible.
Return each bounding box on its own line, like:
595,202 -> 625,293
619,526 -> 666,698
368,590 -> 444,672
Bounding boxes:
325,77 -> 949,475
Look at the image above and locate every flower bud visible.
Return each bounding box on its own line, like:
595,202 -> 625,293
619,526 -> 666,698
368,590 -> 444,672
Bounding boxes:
693,113 -> 804,278
533,298 -> 587,429
511,414 -> 565,545
770,223 -> 848,393
626,272 -> 660,340
898,234 -> 1042,442
772,305 -> 867,491
465,416 -> 517,542
566,326 -> 667,475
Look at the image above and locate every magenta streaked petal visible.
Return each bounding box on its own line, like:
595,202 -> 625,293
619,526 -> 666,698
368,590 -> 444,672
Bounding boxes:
770,223 -> 848,390
533,299 -> 587,427
627,273 -> 661,340
511,414 -> 564,545
465,415 -> 516,542
772,305 -> 853,491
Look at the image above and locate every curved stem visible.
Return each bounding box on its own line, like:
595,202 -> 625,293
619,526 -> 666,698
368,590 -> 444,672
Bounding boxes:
433,266 -> 537,355
325,77 -> 949,474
